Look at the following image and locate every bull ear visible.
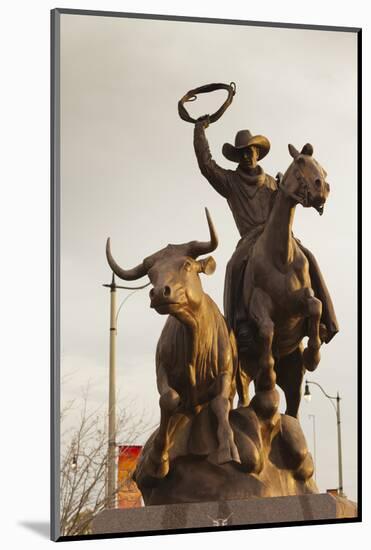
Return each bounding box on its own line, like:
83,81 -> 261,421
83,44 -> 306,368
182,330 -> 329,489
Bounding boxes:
301,143 -> 313,156
198,256 -> 216,275
288,144 -> 300,159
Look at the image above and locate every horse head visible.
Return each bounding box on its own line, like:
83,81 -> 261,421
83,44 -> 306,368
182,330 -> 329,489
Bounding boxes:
280,143 -> 330,215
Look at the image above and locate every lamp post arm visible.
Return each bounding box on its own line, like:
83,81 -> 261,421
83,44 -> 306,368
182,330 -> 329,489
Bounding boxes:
103,282 -> 151,290
307,380 -> 338,401
116,289 -> 141,323
103,275 -> 151,325
306,380 -> 338,415
115,282 -> 151,290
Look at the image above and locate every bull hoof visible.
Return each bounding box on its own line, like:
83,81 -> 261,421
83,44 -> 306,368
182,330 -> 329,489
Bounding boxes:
303,347 -> 320,371
146,451 -> 170,479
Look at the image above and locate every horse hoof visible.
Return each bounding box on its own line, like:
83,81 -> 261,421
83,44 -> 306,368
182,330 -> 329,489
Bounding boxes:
319,323 -> 328,343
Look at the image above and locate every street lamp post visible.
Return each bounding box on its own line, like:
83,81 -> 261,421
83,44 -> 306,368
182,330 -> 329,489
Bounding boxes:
304,380 -> 344,497
103,273 -> 150,509
308,414 -> 317,481
106,273 -> 117,508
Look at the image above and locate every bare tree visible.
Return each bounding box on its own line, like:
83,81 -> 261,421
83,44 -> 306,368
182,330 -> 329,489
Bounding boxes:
60,390 -> 151,536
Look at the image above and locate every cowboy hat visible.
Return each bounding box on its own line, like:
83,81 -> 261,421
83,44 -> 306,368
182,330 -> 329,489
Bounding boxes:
222,130 -> 270,163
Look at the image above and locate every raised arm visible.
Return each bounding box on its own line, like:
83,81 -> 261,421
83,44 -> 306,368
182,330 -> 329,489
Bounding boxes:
194,118 -> 231,199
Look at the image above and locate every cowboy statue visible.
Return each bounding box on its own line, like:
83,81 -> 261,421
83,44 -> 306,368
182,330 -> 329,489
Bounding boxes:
179,82 -> 338,354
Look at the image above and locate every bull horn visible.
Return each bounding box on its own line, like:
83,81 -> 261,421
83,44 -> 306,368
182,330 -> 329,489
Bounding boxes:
187,207 -> 219,258
106,238 -> 148,280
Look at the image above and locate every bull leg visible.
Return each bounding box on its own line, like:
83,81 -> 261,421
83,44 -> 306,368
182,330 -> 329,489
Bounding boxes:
249,288 -> 276,392
148,388 -> 180,478
302,291 -> 322,372
275,345 -> 305,418
209,373 -> 241,465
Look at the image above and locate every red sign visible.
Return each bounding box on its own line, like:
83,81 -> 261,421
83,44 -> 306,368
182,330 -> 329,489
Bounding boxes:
117,445 -> 143,508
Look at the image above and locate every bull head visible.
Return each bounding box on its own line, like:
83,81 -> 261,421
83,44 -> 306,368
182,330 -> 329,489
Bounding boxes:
106,208 -> 218,318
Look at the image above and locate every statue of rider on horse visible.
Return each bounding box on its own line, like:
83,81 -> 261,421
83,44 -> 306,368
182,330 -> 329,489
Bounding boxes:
179,82 -> 339,417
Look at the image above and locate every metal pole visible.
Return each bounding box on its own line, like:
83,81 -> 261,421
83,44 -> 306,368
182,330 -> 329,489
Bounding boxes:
308,414 -> 317,482
336,392 -> 344,496
102,273 -> 150,509
107,273 -> 117,508
305,380 -> 345,497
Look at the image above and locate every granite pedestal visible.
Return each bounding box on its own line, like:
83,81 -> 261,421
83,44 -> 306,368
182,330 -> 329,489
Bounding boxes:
92,493 -> 357,535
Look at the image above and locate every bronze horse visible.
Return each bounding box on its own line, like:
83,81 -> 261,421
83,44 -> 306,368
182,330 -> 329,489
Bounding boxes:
238,143 -> 330,417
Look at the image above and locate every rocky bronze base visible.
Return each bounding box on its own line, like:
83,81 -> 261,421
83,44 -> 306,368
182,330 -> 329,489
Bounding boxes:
135,389 -> 318,505
92,494 -> 358,535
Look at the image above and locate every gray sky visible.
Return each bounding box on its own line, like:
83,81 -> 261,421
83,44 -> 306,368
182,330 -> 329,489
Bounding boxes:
59,14 -> 358,500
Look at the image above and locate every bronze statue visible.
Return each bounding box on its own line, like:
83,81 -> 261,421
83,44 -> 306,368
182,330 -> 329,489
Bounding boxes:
236,143 -> 335,416
100,83 -> 343,506
186,83 -> 338,416
106,210 -> 317,504
106,209 -> 241,478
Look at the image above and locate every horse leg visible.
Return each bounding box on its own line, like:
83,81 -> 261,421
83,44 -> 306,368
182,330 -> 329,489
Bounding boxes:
236,359 -> 253,407
303,290 -> 322,371
290,287 -> 322,372
275,345 -> 305,418
249,288 -> 276,392
209,372 -> 241,464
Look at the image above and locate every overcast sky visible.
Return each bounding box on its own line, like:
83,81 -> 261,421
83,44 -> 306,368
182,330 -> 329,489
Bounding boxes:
59,14 -> 358,500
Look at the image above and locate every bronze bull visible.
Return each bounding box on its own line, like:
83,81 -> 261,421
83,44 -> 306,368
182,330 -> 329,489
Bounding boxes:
106,209 -> 241,478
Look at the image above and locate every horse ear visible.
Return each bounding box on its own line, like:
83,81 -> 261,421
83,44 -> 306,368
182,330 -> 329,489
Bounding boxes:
198,256 -> 216,275
288,144 -> 300,159
301,143 -> 314,156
